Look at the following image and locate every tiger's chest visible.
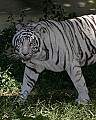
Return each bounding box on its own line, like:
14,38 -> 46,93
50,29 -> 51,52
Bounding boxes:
30,58 -> 65,72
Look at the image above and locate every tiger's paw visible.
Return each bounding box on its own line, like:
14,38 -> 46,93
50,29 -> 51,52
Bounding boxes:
12,98 -> 22,109
75,98 -> 90,105
75,94 -> 90,105
17,96 -> 25,103
13,100 -> 28,110
15,99 -> 28,107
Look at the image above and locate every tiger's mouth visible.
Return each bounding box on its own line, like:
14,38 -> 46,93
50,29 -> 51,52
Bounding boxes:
21,55 -> 31,62
22,57 -> 31,61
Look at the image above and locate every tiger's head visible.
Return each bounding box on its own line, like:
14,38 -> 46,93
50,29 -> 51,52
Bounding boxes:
12,24 -> 43,63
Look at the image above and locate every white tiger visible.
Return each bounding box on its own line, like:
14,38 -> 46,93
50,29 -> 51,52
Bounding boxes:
12,14 -> 96,104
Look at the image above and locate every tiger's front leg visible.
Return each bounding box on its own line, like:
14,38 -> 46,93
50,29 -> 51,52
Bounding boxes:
18,63 -> 44,103
66,60 -> 90,104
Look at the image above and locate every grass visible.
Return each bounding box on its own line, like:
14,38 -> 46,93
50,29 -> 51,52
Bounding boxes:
1,86 -> 96,120
1,94 -> 96,120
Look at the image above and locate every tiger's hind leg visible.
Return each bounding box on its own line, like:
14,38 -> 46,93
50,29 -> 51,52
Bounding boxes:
66,59 -> 90,104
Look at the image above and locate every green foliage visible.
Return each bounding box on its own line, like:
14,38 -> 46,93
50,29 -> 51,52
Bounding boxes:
6,11 -> 26,25
0,11 -> 25,86
0,11 -> 26,55
0,66 -> 21,95
40,0 -> 77,21
1,96 -> 96,120
0,25 -> 15,54
40,0 -> 65,21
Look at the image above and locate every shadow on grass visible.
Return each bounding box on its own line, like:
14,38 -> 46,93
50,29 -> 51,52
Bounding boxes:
16,114 -> 49,120
0,89 -> 76,120
14,108 -> 49,120
35,115 -> 49,120
1,87 -> 96,120
0,96 -> 49,120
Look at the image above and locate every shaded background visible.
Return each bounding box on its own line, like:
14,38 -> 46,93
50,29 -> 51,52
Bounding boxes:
0,0 -> 96,30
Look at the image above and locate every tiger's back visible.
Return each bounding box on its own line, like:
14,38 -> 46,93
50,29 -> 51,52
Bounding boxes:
36,15 -> 96,71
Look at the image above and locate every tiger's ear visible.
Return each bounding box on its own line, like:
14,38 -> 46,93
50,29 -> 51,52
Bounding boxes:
16,24 -> 23,31
35,25 -> 46,35
41,27 -> 46,33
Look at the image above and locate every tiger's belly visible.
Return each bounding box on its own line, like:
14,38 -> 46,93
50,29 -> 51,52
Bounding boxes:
30,50 -> 96,72
44,52 -> 96,71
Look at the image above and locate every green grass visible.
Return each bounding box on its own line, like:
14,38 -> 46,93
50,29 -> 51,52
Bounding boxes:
1,93 -> 96,120
1,78 -> 96,120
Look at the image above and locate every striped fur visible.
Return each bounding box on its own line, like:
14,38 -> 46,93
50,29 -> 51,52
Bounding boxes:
12,14 -> 96,104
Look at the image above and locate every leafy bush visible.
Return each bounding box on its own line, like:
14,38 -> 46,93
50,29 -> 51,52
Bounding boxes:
0,66 -> 21,95
0,25 -> 15,54
0,12 -> 26,55
40,0 -> 77,21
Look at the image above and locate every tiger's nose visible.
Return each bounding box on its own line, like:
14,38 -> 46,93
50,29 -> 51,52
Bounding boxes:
22,52 -> 29,56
